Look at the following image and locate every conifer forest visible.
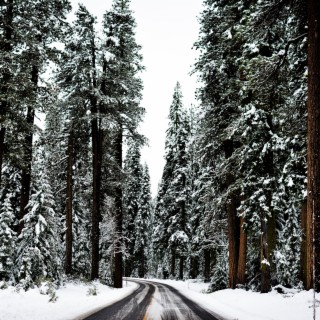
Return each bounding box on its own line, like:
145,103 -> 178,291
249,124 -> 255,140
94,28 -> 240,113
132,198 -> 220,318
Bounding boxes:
1,0 -> 320,300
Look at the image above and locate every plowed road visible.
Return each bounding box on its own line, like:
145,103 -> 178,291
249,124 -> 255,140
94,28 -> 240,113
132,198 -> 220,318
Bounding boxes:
83,279 -> 220,320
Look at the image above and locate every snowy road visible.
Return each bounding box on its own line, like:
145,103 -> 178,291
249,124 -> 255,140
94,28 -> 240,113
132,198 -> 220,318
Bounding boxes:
83,279 -> 220,320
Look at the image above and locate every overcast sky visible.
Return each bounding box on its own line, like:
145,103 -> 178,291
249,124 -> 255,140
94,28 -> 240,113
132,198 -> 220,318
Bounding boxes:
69,0 -> 203,196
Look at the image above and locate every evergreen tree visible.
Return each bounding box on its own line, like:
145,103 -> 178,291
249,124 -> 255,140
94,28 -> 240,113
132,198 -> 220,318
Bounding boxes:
16,159 -> 61,289
153,83 -> 190,279
123,140 -> 143,276
0,193 -> 16,281
102,0 -> 144,288
134,163 -> 152,278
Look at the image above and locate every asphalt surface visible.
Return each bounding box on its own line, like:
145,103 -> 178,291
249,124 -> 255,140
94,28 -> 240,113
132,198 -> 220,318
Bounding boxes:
83,279 -> 220,320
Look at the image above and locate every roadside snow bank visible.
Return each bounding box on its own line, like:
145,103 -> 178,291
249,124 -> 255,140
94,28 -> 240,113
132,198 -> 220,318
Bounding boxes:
0,280 -> 137,320
145,278 -> 320,320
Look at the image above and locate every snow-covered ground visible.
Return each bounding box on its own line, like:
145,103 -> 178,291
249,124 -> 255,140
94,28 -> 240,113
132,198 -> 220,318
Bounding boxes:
146,278 -> 320,320
0,280 -> 137,320
1,278 -> 319,320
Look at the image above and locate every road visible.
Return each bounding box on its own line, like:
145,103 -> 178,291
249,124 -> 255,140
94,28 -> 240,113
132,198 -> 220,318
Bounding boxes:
84,279 -> 220,320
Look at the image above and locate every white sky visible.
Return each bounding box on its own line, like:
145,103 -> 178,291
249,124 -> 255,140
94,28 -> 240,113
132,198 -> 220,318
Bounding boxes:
69,0 -> 203,196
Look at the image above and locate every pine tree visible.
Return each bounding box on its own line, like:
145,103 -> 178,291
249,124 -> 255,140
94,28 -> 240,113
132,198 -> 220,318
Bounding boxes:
0,193 -> 16,282
134,163 -> 152,278
153,83 -> 190,279
102,0 -> 144,288
16,160 -> 61,289
123,140 -> 143,276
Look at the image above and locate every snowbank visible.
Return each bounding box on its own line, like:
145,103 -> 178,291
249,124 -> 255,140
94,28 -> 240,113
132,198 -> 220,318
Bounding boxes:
145,278 -> 320,320
0,280 -> 138,320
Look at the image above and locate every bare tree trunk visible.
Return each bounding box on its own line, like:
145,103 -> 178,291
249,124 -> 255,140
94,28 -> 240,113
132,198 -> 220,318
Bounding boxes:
260,117 -> 275,293
237,216 -> 247,286
307,0 -> 320,291
0,0 -> 13,188
90,39 -> 101,280
18,66 -> 38,233
224,139 -> 240,289
171,248 -> 176,278
301,201 -> 308,287
204,249 -> 211,282
114,126 -> 123,288
65,130 -> 73,275
90,102 -> 101,280
179,256 -> 184,280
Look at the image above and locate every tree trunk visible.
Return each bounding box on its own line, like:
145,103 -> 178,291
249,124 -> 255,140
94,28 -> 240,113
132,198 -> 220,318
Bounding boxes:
179,256 -> 184,280
307,0 -> 320,292
260,116 -> 275,293
171,248 -> 176,278
65,130 -> 73,275
90,35 -> 102,281
237,216 -> 247,286
90,98 -> 101,280
114,126 -> 123,288
301,201 -> 308,287
0,0 -> 13,188
18,66 -> 38,233
204,248 -> 211,282
190,256 -> 198,279
224,139 -> 240,289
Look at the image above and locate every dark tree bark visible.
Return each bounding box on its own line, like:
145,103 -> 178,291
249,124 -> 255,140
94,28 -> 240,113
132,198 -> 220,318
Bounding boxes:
0,0 -> 13,188
179,256 -> 184,280
189,256 -> 198,279
224,139 -> 240,289
307,0 -> 320,291
18,66 -> 38,234
237,216 -> 247,286
90,38 -> 101,281
170,248 -> 176,278
114,126 -> 123,288
300,201 -> 308,287
260,116 -> 275,293
65,130 -> 73,275
203,248 -> 211,282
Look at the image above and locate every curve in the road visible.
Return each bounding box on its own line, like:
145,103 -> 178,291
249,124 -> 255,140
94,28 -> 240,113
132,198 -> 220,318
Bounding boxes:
84,281 -> 155,320
83,279 -> 220,320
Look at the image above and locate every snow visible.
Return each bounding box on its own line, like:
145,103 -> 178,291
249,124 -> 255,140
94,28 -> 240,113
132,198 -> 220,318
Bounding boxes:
144,279 -> 320,320
1,278 -> 320,320
0,280 -> 138,320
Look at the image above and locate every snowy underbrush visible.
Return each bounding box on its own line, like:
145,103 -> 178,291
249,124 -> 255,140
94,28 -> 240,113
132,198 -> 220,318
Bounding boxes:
0,279 -> 138,320
146,278 -> 320,320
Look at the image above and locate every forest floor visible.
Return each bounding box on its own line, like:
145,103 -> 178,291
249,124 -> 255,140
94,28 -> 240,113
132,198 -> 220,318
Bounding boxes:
0,278 -> 319,320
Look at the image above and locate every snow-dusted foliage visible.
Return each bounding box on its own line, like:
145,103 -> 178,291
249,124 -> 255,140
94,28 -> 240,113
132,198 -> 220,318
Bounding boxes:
134,164 -> 152,278
153,83 -> 190,279
192,0 -> 307,291
16,164 -> 61,289
123,141 -> 144,276
0,193 -> 16,282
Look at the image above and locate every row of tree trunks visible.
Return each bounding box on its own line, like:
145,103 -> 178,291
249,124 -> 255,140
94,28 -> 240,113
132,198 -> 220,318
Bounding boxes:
0,0 -> 14,188
307,0 -> 320,292
224,139 -> 247,289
